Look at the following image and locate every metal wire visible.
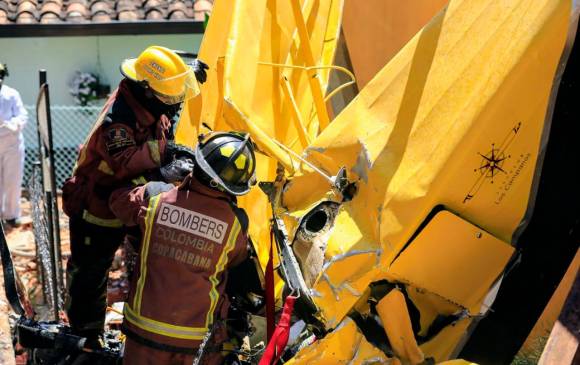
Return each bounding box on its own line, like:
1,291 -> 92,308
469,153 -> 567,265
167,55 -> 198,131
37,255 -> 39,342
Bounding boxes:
27,162 -> 62,315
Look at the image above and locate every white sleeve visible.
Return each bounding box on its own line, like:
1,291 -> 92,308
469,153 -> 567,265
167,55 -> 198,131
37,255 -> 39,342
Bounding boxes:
8,90 -> 27,132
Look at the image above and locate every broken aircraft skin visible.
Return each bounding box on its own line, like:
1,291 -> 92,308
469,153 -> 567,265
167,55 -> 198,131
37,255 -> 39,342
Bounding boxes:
175,0 -> 580,364
2,0 -> 579,364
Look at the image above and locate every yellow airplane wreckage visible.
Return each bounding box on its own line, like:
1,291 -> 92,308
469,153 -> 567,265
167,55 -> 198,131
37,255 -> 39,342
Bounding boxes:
173,0 -> 580,364
0,0 -> 578,364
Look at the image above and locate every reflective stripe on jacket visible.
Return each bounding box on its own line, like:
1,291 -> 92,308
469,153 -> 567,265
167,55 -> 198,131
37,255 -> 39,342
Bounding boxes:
109,176 -> 249,350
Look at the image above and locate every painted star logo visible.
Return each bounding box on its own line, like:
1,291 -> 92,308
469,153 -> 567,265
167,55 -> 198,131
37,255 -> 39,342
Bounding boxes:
463,122 -> 521,203
476,144 -> 509,182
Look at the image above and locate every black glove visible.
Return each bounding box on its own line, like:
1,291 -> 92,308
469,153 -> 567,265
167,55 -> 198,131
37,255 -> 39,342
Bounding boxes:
192,59 -> 209,84
165,141 -> 196,164
160,158 -> 194,183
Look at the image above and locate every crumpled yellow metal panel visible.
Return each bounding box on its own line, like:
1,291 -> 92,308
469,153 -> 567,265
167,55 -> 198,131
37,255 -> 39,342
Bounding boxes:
376,288 -> 425,364
175,0 -> 345,278
174,0 -> 234,146
174,0 -> 573,362
283,0 -> 570,336
388,210 -> 514,361
177,0 -> 343,148
310,206 -> 381,328
286,317 -> 397,365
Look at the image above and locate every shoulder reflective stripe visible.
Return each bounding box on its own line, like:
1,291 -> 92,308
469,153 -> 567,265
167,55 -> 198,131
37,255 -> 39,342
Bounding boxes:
205,218 -> 241,327
131,176 -> 148,186
82,210 -> 123,228
97,160 -> 114,175
147,140 -> 161,166
124,304 -> 207,340
133,195 -> 161,312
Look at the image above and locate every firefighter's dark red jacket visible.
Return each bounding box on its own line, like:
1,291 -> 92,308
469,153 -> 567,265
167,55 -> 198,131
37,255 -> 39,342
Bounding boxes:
62,79 -> 173,223
109,175 -> 249,351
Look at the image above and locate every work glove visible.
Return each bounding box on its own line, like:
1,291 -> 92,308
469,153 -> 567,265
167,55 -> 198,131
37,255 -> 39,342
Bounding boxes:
165,141 -> 196,164
191,59 -> 209,84
160,158 -> 194,183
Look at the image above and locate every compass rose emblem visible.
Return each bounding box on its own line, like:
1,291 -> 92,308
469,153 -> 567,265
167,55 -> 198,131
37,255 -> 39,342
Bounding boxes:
476,144 -> 509,182
463,122 -> 521,203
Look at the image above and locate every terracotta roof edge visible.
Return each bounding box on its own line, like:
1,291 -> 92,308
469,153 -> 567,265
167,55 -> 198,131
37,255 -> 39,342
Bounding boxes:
0,19 -> 204,37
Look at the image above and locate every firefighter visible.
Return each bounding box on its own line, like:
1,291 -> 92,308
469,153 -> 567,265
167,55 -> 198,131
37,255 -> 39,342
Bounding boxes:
0,62 -> 28,228
62,45 -> 208,346
109,132 -> 256,365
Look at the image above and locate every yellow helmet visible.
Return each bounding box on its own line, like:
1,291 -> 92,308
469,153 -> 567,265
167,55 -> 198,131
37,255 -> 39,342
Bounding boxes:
120,46 -> 200,105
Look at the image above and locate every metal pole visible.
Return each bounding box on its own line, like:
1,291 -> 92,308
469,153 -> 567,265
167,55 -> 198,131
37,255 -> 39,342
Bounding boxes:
39,70 -> 62,320
35,72 -> 50,310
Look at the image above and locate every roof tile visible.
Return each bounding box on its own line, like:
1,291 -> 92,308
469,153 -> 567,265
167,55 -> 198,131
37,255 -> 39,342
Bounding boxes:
92,12 -> 111,22
143,0 -> 164,13
39,2 -> 62,23
144,7 -> 163,20
44,0 -> 63,6
192,0 -> 209,21
66,2 -> 88,20
15,10 -> 36,23
40,12 -> 61,23
167,0 -> 188,19
16,0 -> 36,12
118,9 -> 138,20
0,0 -> 9,12
40,2 -> 61,14
116,0 -> 135,11
145,9 -> 165,20
0,10 -> 8,24
90,0 -> 112,13
1,0 -> 210,24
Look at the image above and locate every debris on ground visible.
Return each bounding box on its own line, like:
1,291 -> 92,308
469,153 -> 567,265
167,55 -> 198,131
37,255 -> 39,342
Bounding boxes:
0,197 -> 131,363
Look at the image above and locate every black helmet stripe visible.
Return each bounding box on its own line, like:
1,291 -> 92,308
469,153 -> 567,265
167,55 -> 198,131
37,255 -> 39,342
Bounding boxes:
203,139 -> 233,175
218,134 -> 250,176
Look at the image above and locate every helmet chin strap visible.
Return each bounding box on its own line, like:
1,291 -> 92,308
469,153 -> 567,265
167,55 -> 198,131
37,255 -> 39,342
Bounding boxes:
144,87 -> 155,99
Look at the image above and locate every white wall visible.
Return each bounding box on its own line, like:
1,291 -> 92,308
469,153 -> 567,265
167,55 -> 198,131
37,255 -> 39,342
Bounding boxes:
0,33 -> 203,105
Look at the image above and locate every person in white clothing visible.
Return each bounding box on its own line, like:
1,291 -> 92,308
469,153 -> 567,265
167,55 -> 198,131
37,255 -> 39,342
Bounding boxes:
0,63 -> 27,228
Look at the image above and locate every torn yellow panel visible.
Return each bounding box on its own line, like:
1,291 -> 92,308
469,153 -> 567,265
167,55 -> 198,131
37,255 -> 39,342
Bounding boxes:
283,0 -> 570,342
419,318 -> 472,363
285,317 -> 396,365
406,287 -> 461,338
175,1 -> 345,292
376,289 -> 425,364
308,206 -> 382,328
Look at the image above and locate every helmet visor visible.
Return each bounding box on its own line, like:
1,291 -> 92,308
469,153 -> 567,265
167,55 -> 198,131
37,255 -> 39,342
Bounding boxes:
149,67 -> 200,105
